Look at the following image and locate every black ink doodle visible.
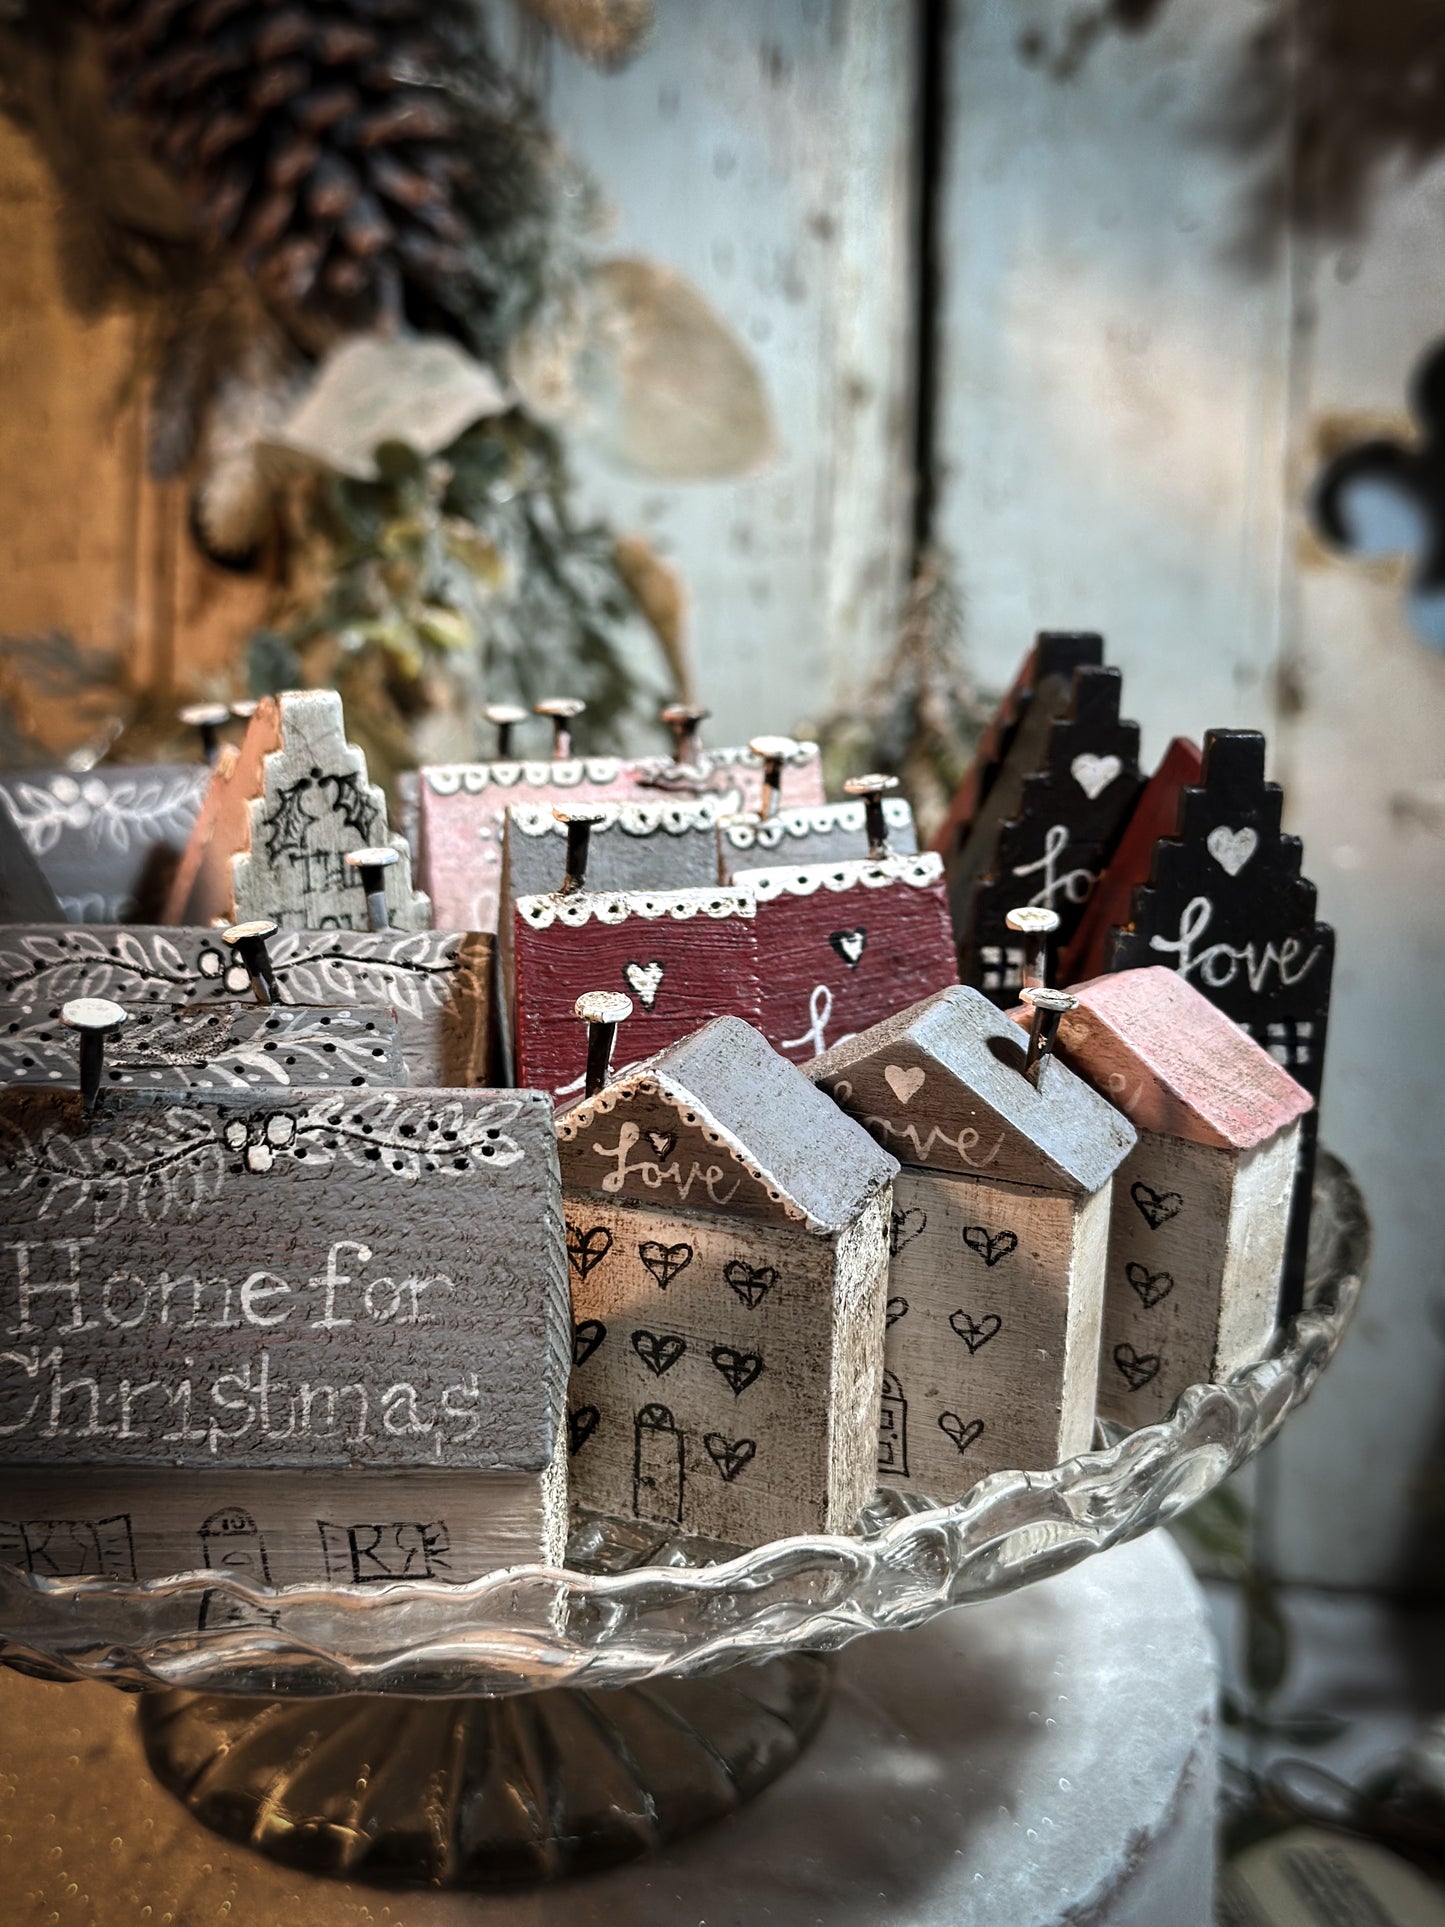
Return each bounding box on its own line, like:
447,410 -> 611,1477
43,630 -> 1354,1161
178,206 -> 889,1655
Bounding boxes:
639,1239 -> 693,1289
1125,1262 -> 1175,1309
962,1225 -> 1018,1267
568,1406 -> 600,1453
829,928 -> 867,969
1130,1181 -> 1183,1231
263,778 -> 318,864
631,1329 -> 687,1376
572,1319 -> 607,1367
949,1310 -> 1003,1353
878,1370 -> 909,1476
938,1412 -> 985,1454
710,1345 -> 763,1396
1113,1343 -> 1161,1391
318,769 -> 381,842
889,1207 -> 927,1256
567,1222 -> 613,1280
633,1404 -> 684,1524
704,1433 -> 757,1482
885,1296 -> 909,1327
723,1258 -> 776,1309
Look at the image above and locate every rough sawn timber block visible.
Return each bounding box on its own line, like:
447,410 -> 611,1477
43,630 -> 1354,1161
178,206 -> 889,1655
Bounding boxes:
733,853 -> 957,1064
512,887 -> 761,1099
0,1084 -> 570,1587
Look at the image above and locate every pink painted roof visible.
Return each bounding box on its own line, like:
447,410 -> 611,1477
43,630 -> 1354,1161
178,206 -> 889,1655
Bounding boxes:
1035,966 -> 1313,1151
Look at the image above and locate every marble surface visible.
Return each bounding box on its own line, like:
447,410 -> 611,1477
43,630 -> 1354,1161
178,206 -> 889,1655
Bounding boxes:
0,1531 -> 1216,1925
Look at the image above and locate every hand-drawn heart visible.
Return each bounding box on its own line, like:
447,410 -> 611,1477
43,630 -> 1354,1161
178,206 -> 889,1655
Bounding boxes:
889,1207 -> 927,1256
710,1345 -> 763,1396
567,1222 -> 613,1280
568,1406 -> 599,1454
639,1239 -> 693,1289
572,1318 -> 606,1367
1125,1262 -> 1175,1310
1113,1342 -> 1161,1391
885,1296 -> 909,1327
1071,752 -> 1122,801
645,1128 -> 677,1162
949,1309 -> 1002,1353
938,1412 -> 985,1454
1130,1181 -> 1183,1231
829,928 -> 867,969
962,1224 -> 1018,1268
883,1063 -> 925,1106
704,1433 -> 757,1482
631,1329 -> 686,1376
723,1259 -> 775,1309
1206,824 -> 1258,876
623,959 -> 665,1008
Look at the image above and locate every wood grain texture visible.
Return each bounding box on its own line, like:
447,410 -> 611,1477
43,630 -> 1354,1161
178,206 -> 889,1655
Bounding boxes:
810,983 -> 1136,1196
562,1191 -> 888,1545
231,692 -> 430,932
0,1461 -> 567,1588
0,765 -> 209,924
959,667 -> 1143,1005
1096,1127 -> 1293,1427
1046,965 -> 1313,1151
0,1087 -> 568,1491
1060,737 -> 1202,984
878,1170 -> 1107,1499
0,1002 -> 407,1092
502,798 -> 727,906
513,888 -> 761,1099
733,853 -> 957,1066
163,707 -> 284,927
718,798 -> 917,880
0,804 -> 63,923
557,1016 -> 898,1237
0,925 -> 493,1089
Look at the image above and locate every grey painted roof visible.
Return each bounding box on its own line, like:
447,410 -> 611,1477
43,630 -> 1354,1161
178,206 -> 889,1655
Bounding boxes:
809,984 -> 1135,1195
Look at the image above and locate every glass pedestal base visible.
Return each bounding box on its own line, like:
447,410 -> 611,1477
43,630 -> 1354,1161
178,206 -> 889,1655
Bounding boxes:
137,1652 -> 834,1888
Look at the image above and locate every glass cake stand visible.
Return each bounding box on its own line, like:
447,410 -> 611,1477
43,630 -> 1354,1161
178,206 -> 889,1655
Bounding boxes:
0,1153 -> 1369,1890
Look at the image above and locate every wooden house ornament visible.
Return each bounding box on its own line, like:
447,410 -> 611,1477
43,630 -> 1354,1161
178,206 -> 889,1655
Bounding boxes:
164,691 -> 429,931
935,631 -> 1106,921
730,852 -> 957,1065
513,887 -> 762,1099
809,984 -> 1136,1500
959,666 -> 1143,1005
558,1014 -> 897,1546
1030,967 -> 1312,1426
0,924 -> 493,1087
1104,728 -> 1334,1310
0,1083 -> 571,1588
0,764 -> 209,924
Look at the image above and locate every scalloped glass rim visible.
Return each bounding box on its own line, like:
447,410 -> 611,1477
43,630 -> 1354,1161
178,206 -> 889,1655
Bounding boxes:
0,1154 -> 1368,1698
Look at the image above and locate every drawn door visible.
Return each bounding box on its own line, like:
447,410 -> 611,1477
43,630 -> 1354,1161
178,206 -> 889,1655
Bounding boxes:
633,1403 -> 686,1526
877,1371 -> 909,1478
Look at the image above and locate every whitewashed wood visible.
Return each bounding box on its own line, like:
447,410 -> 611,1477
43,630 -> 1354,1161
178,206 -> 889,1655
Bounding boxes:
0,1461 -> 567,1590
880,1169 -> 1108,1500
0,1084 -> 570,1571
533,3 -> 918,743
231,692 -> 429,931
563,1192 -> 888,1545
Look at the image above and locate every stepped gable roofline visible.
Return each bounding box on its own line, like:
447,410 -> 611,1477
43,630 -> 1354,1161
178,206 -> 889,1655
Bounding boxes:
1040,966 -> 1313,1150
556,1014 -> 897,1234
811,983 -> 1135,1195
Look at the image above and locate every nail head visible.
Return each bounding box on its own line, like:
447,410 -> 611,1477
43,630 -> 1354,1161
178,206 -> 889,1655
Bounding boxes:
535,698 -> 586,721
178,702 -> 231,730
61,997 -> 129,1036
222,919 -> 279,948
484,703 -> 529,727
748,734 -> 798,762
575,991 -> 634,1025
552,804 -> 611,828
345,845 -> 400,872
1020,987 -> 1077,1014
662,703 -> 710,726
1006,906 -> 1061,936
843,773 -> 900,798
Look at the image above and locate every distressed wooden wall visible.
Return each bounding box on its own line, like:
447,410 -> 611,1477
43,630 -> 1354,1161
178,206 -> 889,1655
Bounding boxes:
2,0 -> 1443,1589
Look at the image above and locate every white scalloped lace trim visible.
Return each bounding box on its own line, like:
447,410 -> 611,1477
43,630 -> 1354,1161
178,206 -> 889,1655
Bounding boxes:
516,887 -> 755,930
736,852 -> 943,899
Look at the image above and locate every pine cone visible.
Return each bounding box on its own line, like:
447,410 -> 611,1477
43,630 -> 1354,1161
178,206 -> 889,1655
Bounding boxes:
86,0 -> 471,333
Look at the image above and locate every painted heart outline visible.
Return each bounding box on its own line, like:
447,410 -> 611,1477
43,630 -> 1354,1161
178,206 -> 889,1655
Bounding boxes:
710,1344 -> 763,1396
631,1328 -> 687,1376
568,1406 -> 599,1453
639,1239 -> 693,1289
949,1309 -> 1002,1353
885,1296 -> 909,1327
572,1318 -> 606,1366
1206,824 -> 1258,876
962,1224 -> 1018,1268
704,1433 -> 756,1482
1113,1342 -> 1161,1390
723,1258 -> 775,1309
889,1207 -> 926,1256
1125,1262 -> 1175,1309
644,1128 -> 677,1162
1130,1182 -> 1183,1231
829,928 -> 867,970
623,959 -> 665,1008
938,1412 -> 984,1454
567,1221 -> 613,1280
883,1063 -> 925,1106
1070,752 -> 1122,801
